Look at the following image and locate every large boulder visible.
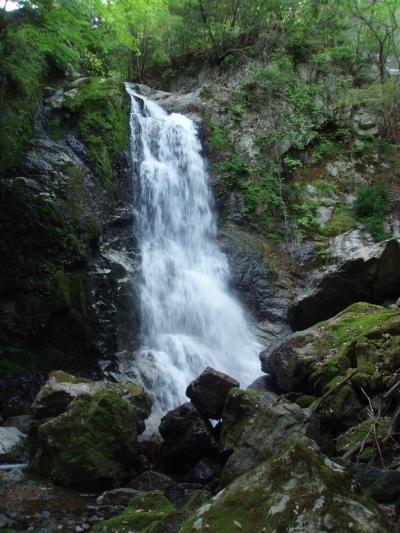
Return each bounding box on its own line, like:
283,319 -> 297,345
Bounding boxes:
289,236 -> 400,330
92,489 -> 207,533
180,443 -> 392,533
32,371 -> 151,434
343,461 -> 400,503
92,490 -> 176,532
219,388 -> 319,486
128,470 -> 211,508
159,403 -> 218,468
31,389 -> 140,489
186,367 -> 239,419
262,302 -> 400,397
0,427 -> 25,462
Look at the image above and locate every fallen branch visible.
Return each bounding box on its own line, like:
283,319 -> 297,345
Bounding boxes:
342,437 -> 374,460
361,388 -> 385,467
382,379 -> 400,400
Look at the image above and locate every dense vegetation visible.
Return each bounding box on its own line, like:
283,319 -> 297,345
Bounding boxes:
1,0 -> 399,239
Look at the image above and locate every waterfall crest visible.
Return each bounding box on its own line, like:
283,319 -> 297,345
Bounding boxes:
126,85 -> 260,424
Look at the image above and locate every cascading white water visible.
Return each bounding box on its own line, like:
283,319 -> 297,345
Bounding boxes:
126,85 -> 261,424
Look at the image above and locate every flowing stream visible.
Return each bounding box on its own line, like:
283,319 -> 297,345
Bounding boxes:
126,85 -> 261,424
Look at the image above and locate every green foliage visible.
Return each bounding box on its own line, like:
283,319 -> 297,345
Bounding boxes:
345,81 -> 400,141
283,156 -> 303,168
323,204 -> 357,237
0,1 -> 113,174
209,120 -> 227,152
313,180 -> 338,196
242,168 -> 285,228
292,198 -> 321,237
253,52 -> 296,96
354,180 -> 391,241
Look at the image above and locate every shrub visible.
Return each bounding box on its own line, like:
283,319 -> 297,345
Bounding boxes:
354,180 -> 391,241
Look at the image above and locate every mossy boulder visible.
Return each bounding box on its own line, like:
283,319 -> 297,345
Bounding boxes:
31,389 -> 140,489
92,490 -> 176,532
219,388 -> 319,487
32,370 -> 151,434
180,443 -> 391,533
92,489 -> 208,533
262,302 -> 400,398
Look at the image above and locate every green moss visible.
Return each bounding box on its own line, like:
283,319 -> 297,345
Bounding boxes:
92,491 -> 176,532
32,390 -> 138,489
323,204 -> 357,236
0,91 -> 38,175
295,394 -> 318,408
309,354 -> 352,394
280,303 -> 400,407
62,78 -> 129,186
180,443 -> 390,532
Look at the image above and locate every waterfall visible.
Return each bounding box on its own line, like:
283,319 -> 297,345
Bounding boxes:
126,85 -> 261,426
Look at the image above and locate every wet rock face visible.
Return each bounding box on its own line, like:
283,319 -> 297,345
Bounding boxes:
217,226 -> 292,346
159,403 -> 218,468
186,367 -> 239,419
180,443 -> 392,533
0,79 -> 139,376
289,236 -> 400,330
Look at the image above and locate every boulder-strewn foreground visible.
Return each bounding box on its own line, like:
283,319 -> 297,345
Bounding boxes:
1,343 -> 398,530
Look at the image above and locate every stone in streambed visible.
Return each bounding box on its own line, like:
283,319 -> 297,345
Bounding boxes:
0,427 -> 25,462
96,488 -> 142,506
4,415 -> 32,434
92,488 -> 208,533
186,367 -> 239,419
31,389 -> 139,489
159,403 -> 218,468
92,490 -> 175,532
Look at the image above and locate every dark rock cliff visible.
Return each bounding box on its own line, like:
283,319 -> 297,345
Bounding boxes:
0,77 -> 140,376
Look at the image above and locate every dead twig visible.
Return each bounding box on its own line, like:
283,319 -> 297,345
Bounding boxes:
382,379 -> 400,400
361,388 -> 385,467
315,370 -> 359,410
342,437 -> 374,460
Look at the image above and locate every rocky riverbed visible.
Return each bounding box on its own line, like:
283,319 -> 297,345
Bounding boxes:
2,316 -> 400,532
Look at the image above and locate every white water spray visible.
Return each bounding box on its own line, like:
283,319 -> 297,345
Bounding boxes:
126,85 -> 260,424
